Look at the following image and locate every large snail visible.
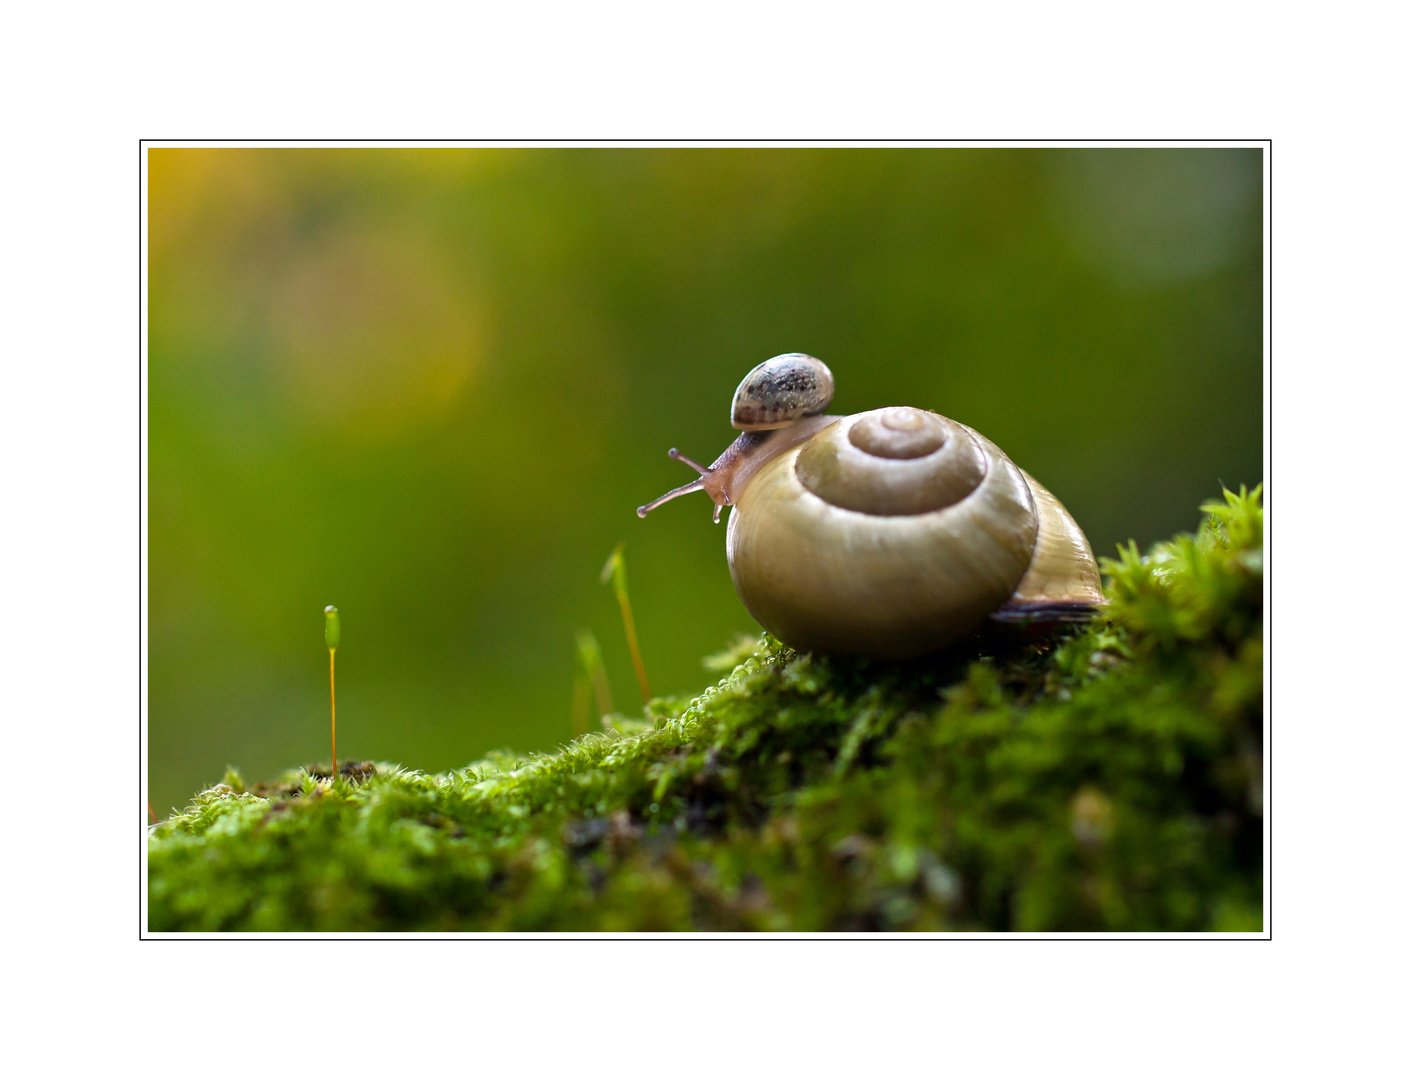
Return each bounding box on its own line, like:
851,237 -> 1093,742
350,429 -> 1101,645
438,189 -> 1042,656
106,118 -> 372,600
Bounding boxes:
637,354 -> 1105,659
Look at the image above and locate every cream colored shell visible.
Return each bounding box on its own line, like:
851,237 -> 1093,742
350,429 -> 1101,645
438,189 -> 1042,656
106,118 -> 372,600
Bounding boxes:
726,410 -> 1047,658
1009,470 -> 1104,609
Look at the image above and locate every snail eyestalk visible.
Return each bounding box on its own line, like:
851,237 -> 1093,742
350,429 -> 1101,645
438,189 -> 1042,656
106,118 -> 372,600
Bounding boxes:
324,605 -> 340,776
639,426 -> 827,526
667,447 -> 710,477
601,542 -> 651,704
636,478 -> 707,519
637,446 -> 727,521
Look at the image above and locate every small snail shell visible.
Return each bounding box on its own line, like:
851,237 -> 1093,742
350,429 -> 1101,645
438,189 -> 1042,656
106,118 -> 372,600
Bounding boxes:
638,354 -> 1104,658
730,352 -> 835,430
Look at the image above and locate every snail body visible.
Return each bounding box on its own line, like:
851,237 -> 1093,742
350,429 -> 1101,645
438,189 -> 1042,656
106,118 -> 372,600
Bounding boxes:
638,354 -> 1104,658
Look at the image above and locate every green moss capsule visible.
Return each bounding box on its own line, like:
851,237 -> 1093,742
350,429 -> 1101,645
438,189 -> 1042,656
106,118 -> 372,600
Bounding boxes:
324,605 -> 341,651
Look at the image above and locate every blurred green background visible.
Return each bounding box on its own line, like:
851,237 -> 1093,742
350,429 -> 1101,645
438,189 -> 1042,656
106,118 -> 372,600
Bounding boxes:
147,147 -> 1263,812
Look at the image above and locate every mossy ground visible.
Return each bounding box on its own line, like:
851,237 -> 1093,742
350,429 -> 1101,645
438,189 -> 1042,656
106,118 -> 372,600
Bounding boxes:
147,488 -> 1263,933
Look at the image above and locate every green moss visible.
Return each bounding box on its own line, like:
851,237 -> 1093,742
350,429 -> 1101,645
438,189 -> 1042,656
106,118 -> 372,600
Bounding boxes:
148,487 -> 1263,932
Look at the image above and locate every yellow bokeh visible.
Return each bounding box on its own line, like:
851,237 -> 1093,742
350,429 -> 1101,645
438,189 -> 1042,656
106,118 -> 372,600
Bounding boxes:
267,224 -> 484,436
149,148 -> 487,439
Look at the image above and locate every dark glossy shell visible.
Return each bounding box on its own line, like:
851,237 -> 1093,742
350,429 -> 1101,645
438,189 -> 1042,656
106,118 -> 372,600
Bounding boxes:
730,353 -> 835,431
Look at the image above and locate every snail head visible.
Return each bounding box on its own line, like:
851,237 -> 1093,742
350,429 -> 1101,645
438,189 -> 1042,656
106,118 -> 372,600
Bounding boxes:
637,354 -> 836,523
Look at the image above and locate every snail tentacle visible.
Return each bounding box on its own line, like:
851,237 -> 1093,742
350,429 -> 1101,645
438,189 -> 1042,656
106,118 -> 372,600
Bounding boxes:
667,448 -> 711,477
636,478 -> 707,518
637,418 -> 836,522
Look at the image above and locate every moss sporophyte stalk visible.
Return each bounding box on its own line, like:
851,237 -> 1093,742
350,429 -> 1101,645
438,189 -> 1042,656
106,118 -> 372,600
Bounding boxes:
601,542 -> 651,705
324,605 -> 340,774
572,629 -> 612,737
149,488 -> 1263,932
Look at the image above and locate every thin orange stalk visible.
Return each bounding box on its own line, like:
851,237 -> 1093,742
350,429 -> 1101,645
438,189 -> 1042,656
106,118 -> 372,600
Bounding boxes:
329,647 -> 338,775
324,605 -> 341,777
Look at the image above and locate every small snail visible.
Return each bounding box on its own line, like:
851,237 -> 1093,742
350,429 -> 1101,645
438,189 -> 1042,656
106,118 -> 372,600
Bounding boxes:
638,353 -> 1105,659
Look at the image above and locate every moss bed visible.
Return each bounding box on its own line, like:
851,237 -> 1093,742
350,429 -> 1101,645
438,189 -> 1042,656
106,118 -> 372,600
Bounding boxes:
148,488 -> 1263,932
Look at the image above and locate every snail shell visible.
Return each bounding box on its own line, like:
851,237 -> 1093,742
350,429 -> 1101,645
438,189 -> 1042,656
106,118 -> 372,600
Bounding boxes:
638,354 -> 1104,658
730,352 -> 835,430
